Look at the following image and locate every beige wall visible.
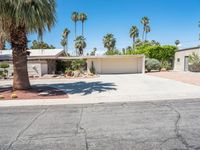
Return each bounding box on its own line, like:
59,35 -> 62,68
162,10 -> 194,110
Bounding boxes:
87,56 -> 145,74
5,60 -> 48,77
174,48 -> 200,71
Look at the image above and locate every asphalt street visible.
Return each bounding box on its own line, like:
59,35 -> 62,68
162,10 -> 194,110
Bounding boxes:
1,99 -> 200,150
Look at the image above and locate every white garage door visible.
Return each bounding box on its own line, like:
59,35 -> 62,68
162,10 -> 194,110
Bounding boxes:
101,58 -> 140,74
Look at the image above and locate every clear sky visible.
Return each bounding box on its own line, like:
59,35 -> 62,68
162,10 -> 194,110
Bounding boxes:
29,0 -> 200,54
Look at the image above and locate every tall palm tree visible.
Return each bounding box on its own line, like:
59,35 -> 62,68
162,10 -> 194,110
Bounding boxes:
0,18 -> 8,50
103,34 -> 116,51
198,21 -> 200,40
75,36 -> 86,56
71,12 -> 79,39
144,25 -> 151,41
129,26 -> 139,49
141,17 -> 150,41
0,0 -> 56,90
79,13 -> 87,36
61,28 -> 70,53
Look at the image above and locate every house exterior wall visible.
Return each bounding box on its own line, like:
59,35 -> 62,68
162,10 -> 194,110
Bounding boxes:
87,56 -> 145,74
174,47 -> 200,71
3,60 -> 48,77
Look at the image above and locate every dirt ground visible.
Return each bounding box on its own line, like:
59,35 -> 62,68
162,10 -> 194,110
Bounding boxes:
0,86 -> 68,100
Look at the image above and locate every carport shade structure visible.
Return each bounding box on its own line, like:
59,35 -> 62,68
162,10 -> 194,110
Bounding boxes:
57,55 -> 145,74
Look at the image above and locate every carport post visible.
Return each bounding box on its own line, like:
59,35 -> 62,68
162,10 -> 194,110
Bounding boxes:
142,55 -> 145,74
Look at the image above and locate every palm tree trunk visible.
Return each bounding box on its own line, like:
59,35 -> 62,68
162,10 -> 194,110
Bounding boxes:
0,36 -> 5,50
10,23 -> 31,90
145,33 -> 147,41
142,26 -> 145,41
133,38 -> 135,50
75,21 -> 77,39
82,21 -> 84,36
75,21 -> 78,56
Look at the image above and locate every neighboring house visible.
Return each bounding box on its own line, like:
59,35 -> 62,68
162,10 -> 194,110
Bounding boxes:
0,49 -> 65,77
174,46 -> 200,71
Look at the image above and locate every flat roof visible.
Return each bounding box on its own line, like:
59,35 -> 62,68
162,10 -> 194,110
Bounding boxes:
177,46 -> 200,52
0,49 -> 64,61
57,54 -> 145,60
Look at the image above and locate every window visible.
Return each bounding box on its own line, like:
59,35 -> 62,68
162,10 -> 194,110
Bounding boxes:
177,58 -> 180,62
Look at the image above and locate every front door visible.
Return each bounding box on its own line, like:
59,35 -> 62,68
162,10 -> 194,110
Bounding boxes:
184,56 -> 189,71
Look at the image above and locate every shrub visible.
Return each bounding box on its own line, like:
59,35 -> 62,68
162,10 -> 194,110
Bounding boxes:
71,59 -> 86,71
90,61 -> 96,74
65,68 -> 73,76
145,58 -> 161,72
0,62 -> 9,69
189,52 -> 200,72
161,61 -> 172,71
0,62 -> 9,78
132,45 -> 177,62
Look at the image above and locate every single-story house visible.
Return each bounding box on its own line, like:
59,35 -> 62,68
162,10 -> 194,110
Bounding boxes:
0,49 -> 145,76
58,55 -> 145,74
174,46 -> 200,71
0,49 -> 65,77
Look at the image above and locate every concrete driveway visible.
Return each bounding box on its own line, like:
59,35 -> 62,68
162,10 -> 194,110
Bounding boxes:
36,74 -> 200,103
1,74 -> 200,104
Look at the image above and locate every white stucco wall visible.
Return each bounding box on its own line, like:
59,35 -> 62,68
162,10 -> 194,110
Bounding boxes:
174,47 -> 200,71
4,60 -> 48,77
87,55 -> 145,74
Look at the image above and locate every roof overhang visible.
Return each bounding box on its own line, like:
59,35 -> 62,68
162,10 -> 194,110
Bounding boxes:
57,55 -> 145,60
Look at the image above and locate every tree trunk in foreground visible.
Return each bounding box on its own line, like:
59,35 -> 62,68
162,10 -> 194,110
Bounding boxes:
10,23 -> 31,90
0,36 -> 5,50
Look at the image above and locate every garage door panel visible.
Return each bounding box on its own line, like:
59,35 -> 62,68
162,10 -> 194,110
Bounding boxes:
101,58 -> 139,74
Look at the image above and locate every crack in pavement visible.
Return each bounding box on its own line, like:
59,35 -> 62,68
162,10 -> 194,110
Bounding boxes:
76,106 -> 89,150
148,102 -> 200,150
6,106 -> 49,150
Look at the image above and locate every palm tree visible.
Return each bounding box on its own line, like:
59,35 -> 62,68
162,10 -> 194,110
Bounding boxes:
0,18 -> 8,50
79,13 -> 87,36
175,40 -> 180,47
61,28 -> 70,53
198,21 -> 200,40
75,36 -> 86,56
0,0 -> 56,90
141,17 -> 150,41
103,34 -> 116,51
144,25 -> 151,41
71,12 -> 79,39
129,26 -> 139,49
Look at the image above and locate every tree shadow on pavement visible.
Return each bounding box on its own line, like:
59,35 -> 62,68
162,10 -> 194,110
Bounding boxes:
38,81 -> 117,96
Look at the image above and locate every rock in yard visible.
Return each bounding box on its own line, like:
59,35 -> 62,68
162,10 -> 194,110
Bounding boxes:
73,70 -> 81,77
38,91 -> 49,96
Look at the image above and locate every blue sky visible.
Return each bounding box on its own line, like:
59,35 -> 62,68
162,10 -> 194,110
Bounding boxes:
29,0 -> 200,54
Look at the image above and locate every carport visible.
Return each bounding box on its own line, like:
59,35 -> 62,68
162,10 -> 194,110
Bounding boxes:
87,55 -> 145,74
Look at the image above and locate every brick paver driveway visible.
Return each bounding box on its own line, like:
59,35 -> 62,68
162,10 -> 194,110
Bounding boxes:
148,71 -> 200,86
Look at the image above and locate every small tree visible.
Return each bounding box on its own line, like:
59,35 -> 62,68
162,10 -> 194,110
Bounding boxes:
189,52 -> 200,72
